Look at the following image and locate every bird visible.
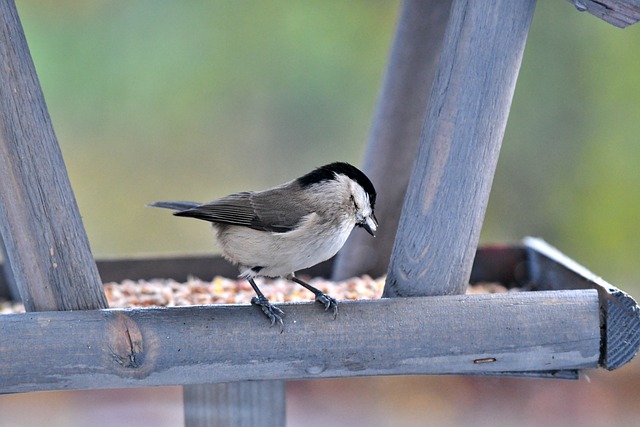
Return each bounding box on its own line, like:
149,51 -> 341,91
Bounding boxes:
150,162 -> 377,330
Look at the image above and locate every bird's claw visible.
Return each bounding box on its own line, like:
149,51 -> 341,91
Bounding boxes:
316,293 -> 338,319
251,296 -> 285,332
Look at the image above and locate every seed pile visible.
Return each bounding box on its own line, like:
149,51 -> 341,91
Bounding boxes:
0,276 -> 508,314
105,275 -> 385,308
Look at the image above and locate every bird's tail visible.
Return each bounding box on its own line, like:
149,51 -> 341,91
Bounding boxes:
148,201 -> 200,212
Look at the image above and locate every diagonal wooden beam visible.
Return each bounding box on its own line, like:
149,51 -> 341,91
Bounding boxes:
0,0 -> 107,311
332,0 -> 452,281
385,0 -> 537,297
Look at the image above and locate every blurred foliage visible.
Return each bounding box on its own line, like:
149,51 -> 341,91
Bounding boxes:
12,1 -> 640,290
15,0 -> 396,258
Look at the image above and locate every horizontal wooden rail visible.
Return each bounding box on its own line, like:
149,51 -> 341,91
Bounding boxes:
0,290 -> 600,394
1,238 -> 636,393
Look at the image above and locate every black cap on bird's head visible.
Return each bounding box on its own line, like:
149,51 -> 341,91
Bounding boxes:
297,162 -> 377,208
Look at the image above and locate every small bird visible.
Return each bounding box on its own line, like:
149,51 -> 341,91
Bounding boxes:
150,162 -> 377,330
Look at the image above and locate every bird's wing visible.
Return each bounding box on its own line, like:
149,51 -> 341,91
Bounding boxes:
174,189 -> 311,233
249,186 -> 313,233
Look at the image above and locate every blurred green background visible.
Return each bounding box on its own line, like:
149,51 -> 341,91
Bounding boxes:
3,1 -> 640,426
15,0 -> 640,291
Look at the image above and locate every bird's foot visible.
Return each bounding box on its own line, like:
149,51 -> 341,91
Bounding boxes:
315,293 -> 338,319
251,295 -> 285,332
289,276 -> 339,319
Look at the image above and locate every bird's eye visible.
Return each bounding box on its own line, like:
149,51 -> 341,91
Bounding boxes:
350,195 -> 358,211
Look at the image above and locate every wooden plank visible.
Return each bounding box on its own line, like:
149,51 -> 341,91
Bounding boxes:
385,0 -> 538,297
0,290 -> 600,394
524,237 -> 640,370
184,382 -> 285,427
566,0 -> 640,28
0,0 -> 107,311
332,0 -> 452,281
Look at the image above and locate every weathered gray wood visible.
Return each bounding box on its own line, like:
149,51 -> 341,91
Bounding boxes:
602,287 -> 640,370
0,290 -> 600,394
524,237 -> 640,370
0,0 -> 107,311
184,382 -> 285,427
332,0 -> 452,281
385,0 -> 537,297
566,0 -> 640,28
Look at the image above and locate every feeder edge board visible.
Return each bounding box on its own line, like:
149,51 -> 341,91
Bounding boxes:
565,0 -> 640,28
0,290 -> 599,394
525,237 -> 640,370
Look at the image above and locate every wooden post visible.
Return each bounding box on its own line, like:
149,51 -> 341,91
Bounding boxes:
184,382 -> 286,427
332,0 -> 452,281
0,0 -> 107,310
385,0 -> 537,297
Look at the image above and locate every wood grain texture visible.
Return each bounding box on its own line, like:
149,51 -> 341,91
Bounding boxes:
566,0 -> 640,28
332,0 -> 452,281
0,290 -> 600,394
0,0 -> 107,311
184,382 -> 285,427
385,0 -> 537,297
604,288 -> 640,370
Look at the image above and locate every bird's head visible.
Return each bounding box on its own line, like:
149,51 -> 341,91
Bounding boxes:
297,162 -> 377,236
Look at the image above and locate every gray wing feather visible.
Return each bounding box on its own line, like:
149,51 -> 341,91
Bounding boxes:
173,187 -> 312,233
249,186 -> 312,232
149,201 -> 200,211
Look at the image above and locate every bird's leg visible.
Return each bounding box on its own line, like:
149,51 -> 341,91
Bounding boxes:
289,275 -> 338,319
248,278 -> 284,332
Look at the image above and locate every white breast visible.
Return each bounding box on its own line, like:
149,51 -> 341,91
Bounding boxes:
216,213 -> 355,278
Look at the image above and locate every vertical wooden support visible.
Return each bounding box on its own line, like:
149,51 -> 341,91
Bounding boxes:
184,381 -> 286,427
0,0 -> 107,311
332,0 -> 452,281
385,0 -> 537,297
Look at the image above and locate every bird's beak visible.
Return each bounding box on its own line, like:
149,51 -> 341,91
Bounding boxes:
362,214 -> 378,237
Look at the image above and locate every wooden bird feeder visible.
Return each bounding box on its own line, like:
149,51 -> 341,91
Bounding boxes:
1,0 -> 640,425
